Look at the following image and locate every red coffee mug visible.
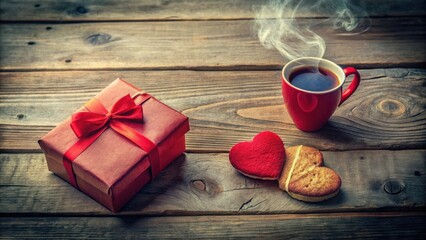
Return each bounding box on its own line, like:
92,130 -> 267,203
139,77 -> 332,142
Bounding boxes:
281,57 -> 360,132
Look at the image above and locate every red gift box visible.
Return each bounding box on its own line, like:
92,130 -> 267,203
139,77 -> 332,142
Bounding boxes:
38,79 -> 189,212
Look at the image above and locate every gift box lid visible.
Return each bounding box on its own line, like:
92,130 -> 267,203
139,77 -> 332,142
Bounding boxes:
39,79 -> 189,195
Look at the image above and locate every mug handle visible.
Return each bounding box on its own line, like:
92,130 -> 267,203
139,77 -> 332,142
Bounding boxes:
340,67 -> 361,105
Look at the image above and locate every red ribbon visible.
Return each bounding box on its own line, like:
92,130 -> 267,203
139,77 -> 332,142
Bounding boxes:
63,94 -> 160,189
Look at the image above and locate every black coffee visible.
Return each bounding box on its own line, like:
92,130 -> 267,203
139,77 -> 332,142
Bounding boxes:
289,66 -> 339,91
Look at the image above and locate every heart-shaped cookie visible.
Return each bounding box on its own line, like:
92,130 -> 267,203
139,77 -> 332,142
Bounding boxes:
229,131 -> 285,180
278,145 -> 341,202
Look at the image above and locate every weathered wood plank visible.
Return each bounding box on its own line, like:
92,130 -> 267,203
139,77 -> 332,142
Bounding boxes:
0,69 -> 424,152
0,18 -> 425,71
1,151 -> 424,214
1,213 -> 425,239
1,0 -> 425,21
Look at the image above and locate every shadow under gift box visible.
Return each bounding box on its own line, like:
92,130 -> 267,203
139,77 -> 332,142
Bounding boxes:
38,79 -> 190,212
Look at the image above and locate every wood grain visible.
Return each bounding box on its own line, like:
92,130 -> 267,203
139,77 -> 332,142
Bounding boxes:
1,150 -> 425,214
0,18 -> 425,71
1,213 -> 425,239
1,0 -> 425,21
1,2 -> 424,238
1,69 -> 425,152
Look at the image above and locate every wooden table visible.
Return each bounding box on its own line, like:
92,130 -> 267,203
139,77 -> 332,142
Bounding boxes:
1,0 -> 425,238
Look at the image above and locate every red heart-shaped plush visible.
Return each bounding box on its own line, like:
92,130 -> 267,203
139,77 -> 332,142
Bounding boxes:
229,131 -> 285,180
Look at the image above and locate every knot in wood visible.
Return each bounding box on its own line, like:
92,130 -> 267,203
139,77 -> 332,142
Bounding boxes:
68,6 -> 89,16
86,34 -> 112,46
16,114 -> 26,119
190,180 -> 206,192
377,99 -> 406,116
383,179 -> 404,195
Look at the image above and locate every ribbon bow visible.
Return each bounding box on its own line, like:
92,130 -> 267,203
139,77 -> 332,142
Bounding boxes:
70,94 -> 143,138
63,94 -> 160,189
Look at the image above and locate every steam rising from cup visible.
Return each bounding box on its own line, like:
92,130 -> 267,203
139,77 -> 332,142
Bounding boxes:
255,0 -> 371,61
